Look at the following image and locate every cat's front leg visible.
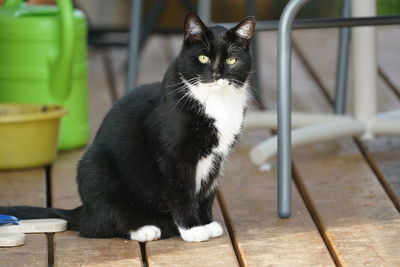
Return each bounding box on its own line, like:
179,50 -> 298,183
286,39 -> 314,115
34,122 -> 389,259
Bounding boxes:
165,167 -> 212,242
167,189 -> 210,242
172,190 -> 222,241
199,191 -> 223,238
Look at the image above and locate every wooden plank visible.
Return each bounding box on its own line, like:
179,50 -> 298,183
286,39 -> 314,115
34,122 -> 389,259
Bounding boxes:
221,130 -> 335,266
51,150 -> 83,209
293,139 -> 400,265
54,231 -> 141,267
362,138 -> 400,207
146,203 -> 239,267
0,233 -> 48,267
52,51 -> 142,267
0,169 -> 48,266
0,169 -> 46,206
291,28 -> 400,265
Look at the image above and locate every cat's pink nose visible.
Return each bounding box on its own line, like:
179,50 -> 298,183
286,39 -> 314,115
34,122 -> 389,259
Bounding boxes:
212,73 -> 221,81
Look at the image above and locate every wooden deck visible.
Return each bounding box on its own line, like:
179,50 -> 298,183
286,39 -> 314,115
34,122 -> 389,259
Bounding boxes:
1,27 -> 399,266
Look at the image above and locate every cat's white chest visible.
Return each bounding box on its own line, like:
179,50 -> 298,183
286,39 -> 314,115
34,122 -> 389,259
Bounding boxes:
186,80 -> 248,192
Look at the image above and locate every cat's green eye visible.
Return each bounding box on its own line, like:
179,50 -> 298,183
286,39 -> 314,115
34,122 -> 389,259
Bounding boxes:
198,55 -> 210,64
225,57 -> 237,65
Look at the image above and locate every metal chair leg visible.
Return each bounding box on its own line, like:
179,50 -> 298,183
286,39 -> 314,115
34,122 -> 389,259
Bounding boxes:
277,0 -> 311,218
126,0 -> 143,93
139,0 -> 168,50
197,0 -> 211,24
335,0 -> 351,114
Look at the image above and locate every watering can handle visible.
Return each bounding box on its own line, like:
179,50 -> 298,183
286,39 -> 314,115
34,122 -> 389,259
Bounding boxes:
3,0 -> 75,102
50,0 -> 75,102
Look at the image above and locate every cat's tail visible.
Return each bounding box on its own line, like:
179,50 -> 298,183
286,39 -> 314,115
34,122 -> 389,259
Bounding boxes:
0,206 -> 81,231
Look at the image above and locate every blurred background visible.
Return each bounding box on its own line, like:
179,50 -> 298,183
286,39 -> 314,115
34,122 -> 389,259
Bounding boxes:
0,0 -> 399,164
12,0 -> 400,47
77,0 -> 400,27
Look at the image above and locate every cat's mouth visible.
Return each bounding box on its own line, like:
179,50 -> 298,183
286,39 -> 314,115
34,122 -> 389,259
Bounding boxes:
205,79 -> 231,87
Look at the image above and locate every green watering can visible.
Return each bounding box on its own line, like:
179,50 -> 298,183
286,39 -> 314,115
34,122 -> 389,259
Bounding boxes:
0,0 -> 89,150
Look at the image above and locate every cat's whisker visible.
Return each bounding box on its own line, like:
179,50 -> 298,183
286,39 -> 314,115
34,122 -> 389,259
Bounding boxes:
171,95 -> 186,112
244,91 -> 260,105
163,77 -> 201,97
243,87 -> 263,107
181,93 -> 196,110
227,43 -> 235,55
180,76 -> 200,85
165,74 -> 192,88
199,39 -> 210,52
165,81 -> 184,88
170,90 -> 192,112
237,46 -> 245,55
203,35 -> 211,51
227,44 -> 246,57
183,77 -> 199,84
244,84 -> 260,95
226,79 -> 262,106
163,84 -> 188,97
227,78 -> 245,88
196,48 -> 207,55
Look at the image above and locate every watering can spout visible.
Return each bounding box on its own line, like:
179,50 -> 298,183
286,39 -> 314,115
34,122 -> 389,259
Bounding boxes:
49,0 -> 75,102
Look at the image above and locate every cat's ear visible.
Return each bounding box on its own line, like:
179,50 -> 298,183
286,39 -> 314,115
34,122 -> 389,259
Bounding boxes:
230,17 -> 255,45
184,13 -> 208,42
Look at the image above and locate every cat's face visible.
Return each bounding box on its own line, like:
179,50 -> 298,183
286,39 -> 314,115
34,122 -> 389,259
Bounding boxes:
177,13 -> 255,88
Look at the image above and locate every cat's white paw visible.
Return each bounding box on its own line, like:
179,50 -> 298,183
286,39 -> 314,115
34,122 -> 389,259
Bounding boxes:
179,226 -> 210,242
205,221 -> 223,237
129,225 -> 161,242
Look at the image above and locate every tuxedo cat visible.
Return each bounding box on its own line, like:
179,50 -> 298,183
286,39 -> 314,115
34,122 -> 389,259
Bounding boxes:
0,13 -> 255,242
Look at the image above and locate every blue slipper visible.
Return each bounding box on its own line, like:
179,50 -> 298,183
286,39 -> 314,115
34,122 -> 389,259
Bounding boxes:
0,214 -> 19,226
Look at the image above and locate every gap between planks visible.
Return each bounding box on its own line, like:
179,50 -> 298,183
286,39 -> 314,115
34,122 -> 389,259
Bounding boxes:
216,190 -> 246,267
45,164 -> 55,266
291,164 -> 343,266
354,138 -> 400,212
378,68 -> 400,100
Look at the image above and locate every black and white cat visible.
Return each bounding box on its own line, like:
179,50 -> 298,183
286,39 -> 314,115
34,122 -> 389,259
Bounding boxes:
0,13 -> 255,242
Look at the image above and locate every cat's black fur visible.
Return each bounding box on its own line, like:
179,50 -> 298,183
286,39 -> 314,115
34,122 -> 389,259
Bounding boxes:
0,13 -> 255,240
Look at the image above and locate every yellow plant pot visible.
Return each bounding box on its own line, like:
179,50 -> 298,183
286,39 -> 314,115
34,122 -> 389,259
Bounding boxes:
0,103 -> 68,170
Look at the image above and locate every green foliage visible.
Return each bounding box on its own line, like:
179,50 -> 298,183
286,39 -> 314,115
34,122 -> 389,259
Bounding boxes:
378,0 -> 400,15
